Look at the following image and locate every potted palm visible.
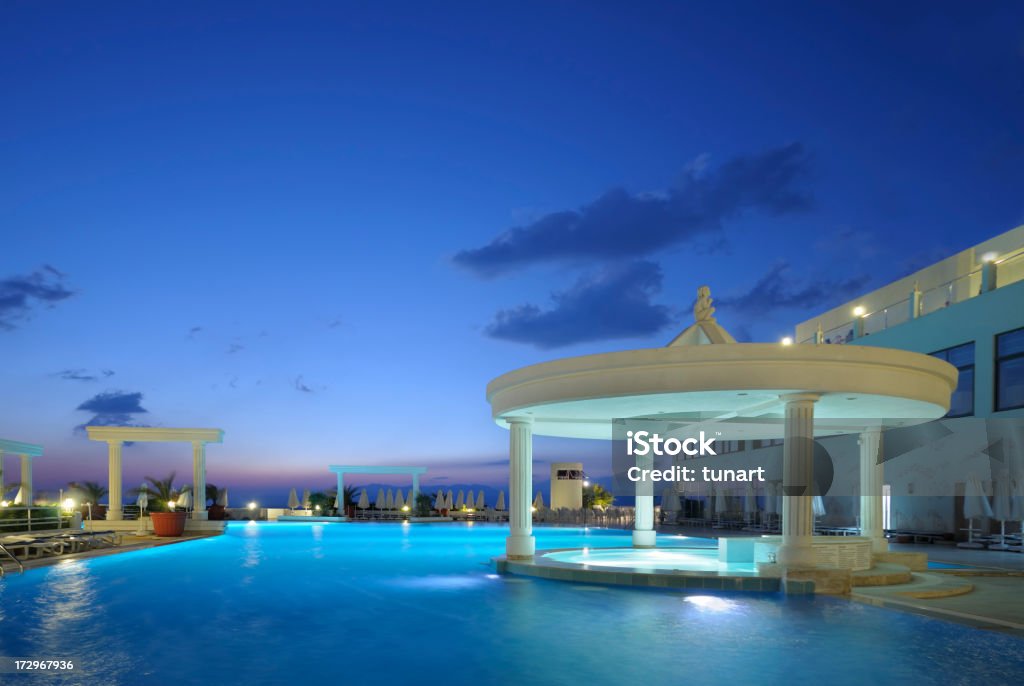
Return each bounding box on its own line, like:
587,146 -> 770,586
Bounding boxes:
68,481 -> 109,519
206,484 -> 226,521
138,472 -> 187,537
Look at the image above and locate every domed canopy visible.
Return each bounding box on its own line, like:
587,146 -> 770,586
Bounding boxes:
487,286 -> 958,440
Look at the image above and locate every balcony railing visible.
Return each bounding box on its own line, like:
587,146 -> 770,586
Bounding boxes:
799,247 -> 1024,344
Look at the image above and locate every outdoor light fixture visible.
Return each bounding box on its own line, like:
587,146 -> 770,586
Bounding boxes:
0,501 -> 8,508
247,501 -> 257,510
981,251 -> 998,263
168,500 -> 176,510
531,505 -> 537,512
62,498 -> 75,511
401,505 -> 410,512
853,306 -> 866,317
315,505 -> 321,511
781,337 -> 793,345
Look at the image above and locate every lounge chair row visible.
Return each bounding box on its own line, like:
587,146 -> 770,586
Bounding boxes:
0,529 -> 122,561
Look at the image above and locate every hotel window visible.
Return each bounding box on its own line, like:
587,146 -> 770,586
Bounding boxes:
930,342 -> 974,417
716,440 -> 745,454
995,328 -> 1024,411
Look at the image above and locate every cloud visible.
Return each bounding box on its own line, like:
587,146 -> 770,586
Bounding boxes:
484,261 -> 673,348
55,368 -> 116,382
74,390 -> 149,433
716,261 -> 870,314
0,265 -> 75,330
454,143 -> 811,276
294,375 -> 321,393
187,326 -> 202,339
227,343 -> 244,354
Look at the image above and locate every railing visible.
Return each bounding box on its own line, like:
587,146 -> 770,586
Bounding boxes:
801,245 -> 1024,344
0,542 -> 25,576
0,507 -> 74,534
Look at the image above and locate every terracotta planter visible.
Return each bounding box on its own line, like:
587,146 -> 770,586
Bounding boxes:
150,511 -> 188,537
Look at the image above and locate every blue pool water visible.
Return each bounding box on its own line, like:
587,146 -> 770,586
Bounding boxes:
0,523 -> 1022,685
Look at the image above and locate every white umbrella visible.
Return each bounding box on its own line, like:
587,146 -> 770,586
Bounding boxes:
455,490 -> 465,510
764,483 -> 777,515
136,485 -> 149,512
812,494 -> 826,518
386,489 -> 395,510
961,475 -> 993,548
446,489 -> 454,509
375,488 -> 386,509
990,471 -> 1013,550
333,492 -> 340,509
744,483 -> 757,522
465,490 -> 475,510
358,489 -> 370,510
395,490 -> 405,510
1012,478 -> 1024,522
178,489 -> 192,510
495,491 -> 506,511
287,488 -> 300,510
434,491 -> 446,511
14,486 -> 25,505
475,491 -> 485,509
661,487 -> 680,512
406,489 -> 413,506
217,488 -> 229,508
302,489 -> 311,509
533,491 -> 545,509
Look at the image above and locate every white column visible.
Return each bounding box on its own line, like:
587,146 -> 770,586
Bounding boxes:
342,473 -> 350,516
633,452 -> 656,547
777,393 -> 819,568
859,427 -> 888,553
192,441 -> 208,520
107,440 -> 124,520
19,454 -> 33,506
506,417 -> 535,559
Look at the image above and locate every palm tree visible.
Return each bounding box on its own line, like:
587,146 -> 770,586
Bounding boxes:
583,484 -> 614,510
68,481 -> 108,505
135,472 -> 177,512
343,485 -> 358,508
206,484 -> 225,508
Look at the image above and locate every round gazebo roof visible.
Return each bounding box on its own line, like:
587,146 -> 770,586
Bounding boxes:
486,287 -> 958,440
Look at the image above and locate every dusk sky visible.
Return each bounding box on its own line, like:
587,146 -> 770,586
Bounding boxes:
3,2 -> 1023,504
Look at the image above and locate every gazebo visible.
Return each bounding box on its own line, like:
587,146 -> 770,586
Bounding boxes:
486,287 -> 957,570
86,426 -> 223,520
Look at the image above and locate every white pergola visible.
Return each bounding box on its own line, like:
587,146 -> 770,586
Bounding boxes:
328,465 -> 426,506
86,426 -> 224,520
0,438 -> 43,505
486,287 -> 957,567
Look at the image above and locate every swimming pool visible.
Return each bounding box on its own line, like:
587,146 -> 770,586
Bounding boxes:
0,523 -> 1021,685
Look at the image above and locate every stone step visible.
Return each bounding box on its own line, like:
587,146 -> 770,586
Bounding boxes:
850,562 -> 913,587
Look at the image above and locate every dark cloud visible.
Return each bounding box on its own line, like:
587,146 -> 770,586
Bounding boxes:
77,390 -> 147,415
295,376 -> 314,393
74,390 -> 149,433
187,326 -> 202,339
227,343 -> 244,354
454,144 -> 811,276
484,261 -> 673,349
716,261 -> 870,314
0,265 -> 75,330
56,368 -> 116,382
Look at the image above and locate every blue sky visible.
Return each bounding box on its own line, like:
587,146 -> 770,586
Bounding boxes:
2,1 -> 1023,505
